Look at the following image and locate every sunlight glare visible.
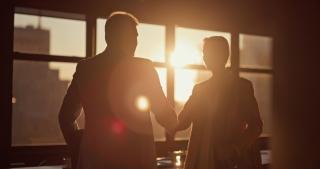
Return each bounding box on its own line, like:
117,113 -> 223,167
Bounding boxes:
170,41 -> 202,67
174,69 -> 197,103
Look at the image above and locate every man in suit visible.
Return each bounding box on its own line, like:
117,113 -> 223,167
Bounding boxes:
176,36 -> 263,169
59,11 -> 177,169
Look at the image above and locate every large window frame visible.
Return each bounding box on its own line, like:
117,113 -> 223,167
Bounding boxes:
5,7 -> 273,167
10,9 -> 91,168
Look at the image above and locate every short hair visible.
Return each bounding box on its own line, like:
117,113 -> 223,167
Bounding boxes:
105,11 -> 139,36
203,36 -> 229,50
203,36 -> 230,65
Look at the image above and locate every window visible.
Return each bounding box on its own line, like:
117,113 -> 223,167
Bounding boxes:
240,34 -> 273,69
14,13 -> 86,57
239,34 -> 273,136
12,11 -> 86,146
12,61 -> 76,146
12,12 -> 273,145
96,18 -> 106,54
173,27 -> 231,67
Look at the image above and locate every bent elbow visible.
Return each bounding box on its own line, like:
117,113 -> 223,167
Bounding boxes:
254,120 -> 263,137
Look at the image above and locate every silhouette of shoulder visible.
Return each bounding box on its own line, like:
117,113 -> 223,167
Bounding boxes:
75,53 -> 106,70
238,77 -> 254,93
131,57 -> 154,66
191,79 -> 212,95
191,77 -> 254,96
129,57 -> 156,74
74,54 -> 156,80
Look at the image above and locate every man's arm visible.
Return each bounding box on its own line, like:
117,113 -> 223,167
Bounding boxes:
176,85 -> 199,131
58,64 -> 82,146
147,66 -> 177,135
238,81 -> 263,149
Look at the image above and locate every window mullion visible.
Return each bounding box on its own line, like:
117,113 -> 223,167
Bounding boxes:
165,23 -> 175,145
165,24 -> 175,105
231,32 -> 240,77
86,15 -> 96,57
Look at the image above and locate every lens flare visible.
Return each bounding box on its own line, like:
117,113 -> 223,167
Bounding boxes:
136,96 -> 149,111
111,120 -> 125,135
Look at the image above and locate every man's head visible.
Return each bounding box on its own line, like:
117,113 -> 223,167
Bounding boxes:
105,11 -> 139,57
203,36 -> 229,73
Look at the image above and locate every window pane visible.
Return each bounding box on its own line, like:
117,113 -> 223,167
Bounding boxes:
240,73 -> 273,135
136,24 -> 165,62
14,13 -> 86,57
174,69 -> 212,140
96,18 -> 106,54
96,19 -> 165,62
12,61 -> 76,146
240,34 -> 273,69
173,27 -> 231,67
151,68 -> 167,141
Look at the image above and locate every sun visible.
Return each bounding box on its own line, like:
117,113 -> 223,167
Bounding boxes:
170,41 -> 204,102
170,41 -> 203,67
150,40 -> 207,103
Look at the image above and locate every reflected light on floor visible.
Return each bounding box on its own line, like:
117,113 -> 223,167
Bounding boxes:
175,155 -> 182,167
12,97 -> 17,104
135,95 -> 149,111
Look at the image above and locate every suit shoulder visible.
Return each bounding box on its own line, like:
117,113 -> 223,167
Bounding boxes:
239,77 -> 252,86
78,53 -> 102,64
76,53 -> 104,69
238,77 -> 254,93
197,79 -> 212,87
133,57 -> 153,65
193,79 -> 211,93
131,58 -> 155,72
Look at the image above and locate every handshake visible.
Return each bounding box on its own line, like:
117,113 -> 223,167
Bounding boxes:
165,114 -> 190,137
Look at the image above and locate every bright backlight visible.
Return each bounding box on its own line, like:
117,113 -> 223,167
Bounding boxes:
170,42 -> 202,67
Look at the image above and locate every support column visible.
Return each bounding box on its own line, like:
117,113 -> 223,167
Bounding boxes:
0,2 -> 14,168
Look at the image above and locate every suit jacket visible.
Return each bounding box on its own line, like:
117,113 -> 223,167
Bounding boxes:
178,72 -> 263,169
59,50 -> 177,169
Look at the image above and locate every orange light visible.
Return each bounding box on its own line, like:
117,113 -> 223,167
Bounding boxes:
136,96 -> 149,111
170,42 -> 202,68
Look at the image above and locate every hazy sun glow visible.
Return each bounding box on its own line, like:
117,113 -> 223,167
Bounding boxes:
136,96 -> 149,111
170,40 -> 205,102
174,69 -> 198,102
170,41 -> 203,67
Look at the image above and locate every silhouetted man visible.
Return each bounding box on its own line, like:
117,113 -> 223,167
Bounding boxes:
59,11 -> 177,169
176,36 -> 263,169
